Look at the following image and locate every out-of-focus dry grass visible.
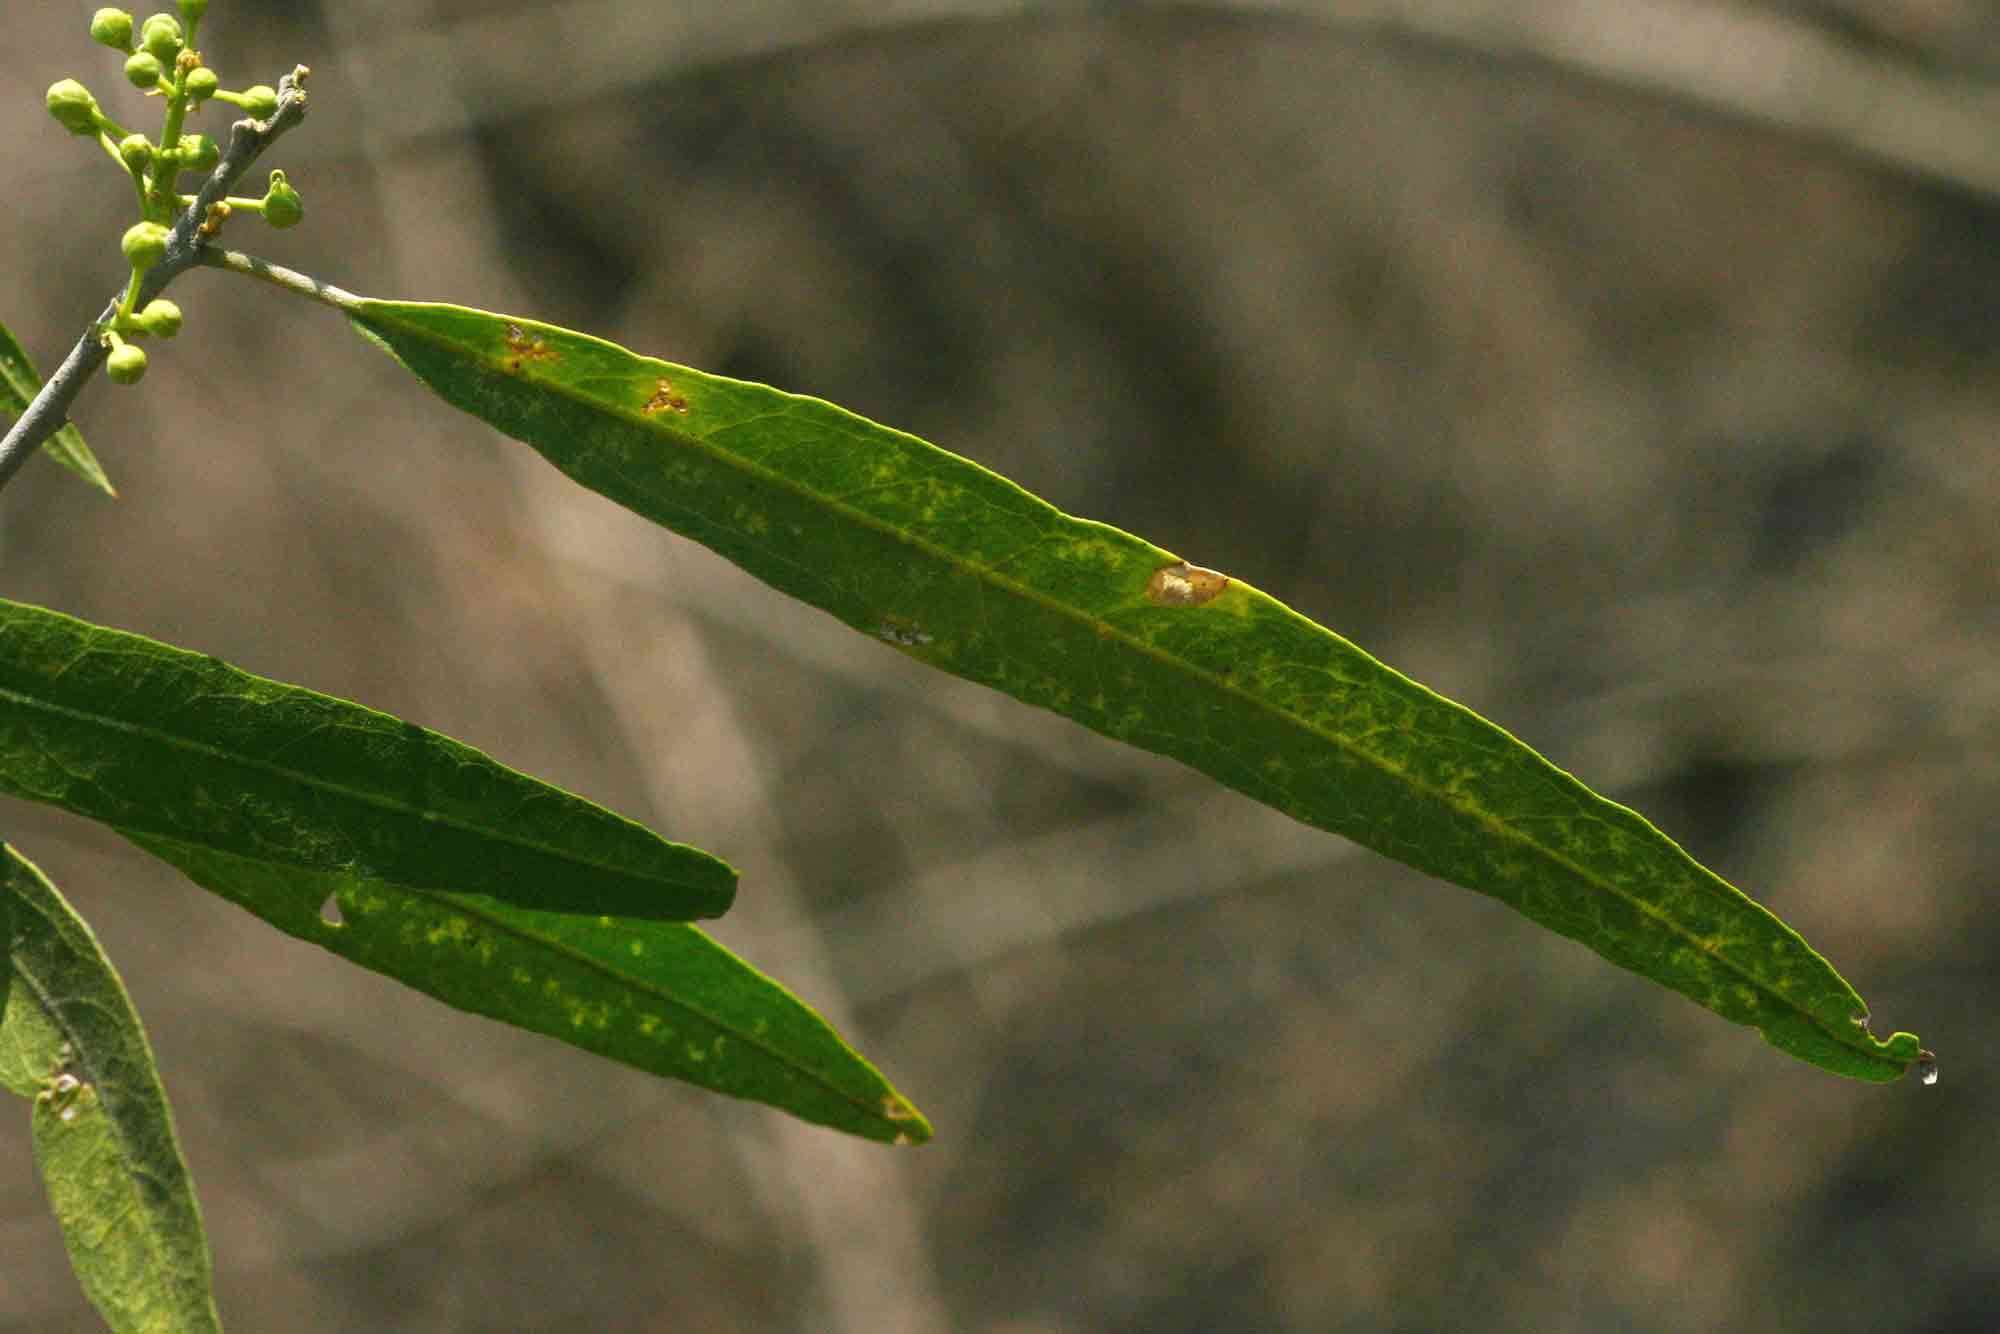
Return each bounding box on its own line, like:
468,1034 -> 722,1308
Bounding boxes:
3,3 -> 1994,1330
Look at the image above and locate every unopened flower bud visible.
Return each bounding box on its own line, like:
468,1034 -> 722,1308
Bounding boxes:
238,84 -> 279,119
121,221 -> 170,268
178,132 -> 218,171
118,133 -> 154,171
90,8 -> 135,51
123,50 -> 163,90
45,80 -> 100,135
261,170 -> 303,229
184,66 -> 218,102
137,299 -> 183,338
139,13 -> 183,63
106,342 -> 149,384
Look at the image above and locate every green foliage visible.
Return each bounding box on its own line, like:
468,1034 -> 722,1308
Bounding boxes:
0,598 -> 926,1144
0,319 -> 113,494
351,300 -> 1923,1082
1,846 -> 221,1333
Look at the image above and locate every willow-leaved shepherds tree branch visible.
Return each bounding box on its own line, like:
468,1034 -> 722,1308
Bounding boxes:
198,249 -> 1930,1085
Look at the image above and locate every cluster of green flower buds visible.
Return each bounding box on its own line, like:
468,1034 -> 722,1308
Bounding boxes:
51,3 -> 302,388
100,221 -> 188,383
89,4 -> 205,51
101,298 -> 181,383
77,7 -> 271,111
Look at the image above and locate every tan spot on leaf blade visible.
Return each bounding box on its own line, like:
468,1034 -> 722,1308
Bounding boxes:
501,323 -> 558,373
1145,560 -> 1229,607
644,379 -> 691,414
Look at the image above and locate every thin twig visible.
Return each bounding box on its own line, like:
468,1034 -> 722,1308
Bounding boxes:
197,248 -> 362,314
0,66 -> 313,496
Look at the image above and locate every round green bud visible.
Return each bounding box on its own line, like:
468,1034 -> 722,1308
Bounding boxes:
121,221 -> 170,267
44,80 -> 101,135
177,132 -> 219,171
139,13 -> 182,63
238,84 -> 279,119
262,170 -> 304,229
184,65 -> 218,101
118,133 -> 154,171
137,299 -> 184,338
123,50 -> 163,90
178,0 -> 208,22
106,342 -> 149,385
90,8 -> 135,50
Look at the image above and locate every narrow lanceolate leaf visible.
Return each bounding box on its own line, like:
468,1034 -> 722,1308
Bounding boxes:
0,602 -> 928,1143
0,318 -> 114,496
351,299 -> 1926,1083
1,844 -> 222,1333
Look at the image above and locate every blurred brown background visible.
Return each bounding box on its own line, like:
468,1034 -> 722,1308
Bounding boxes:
3,1 -> 1995,1329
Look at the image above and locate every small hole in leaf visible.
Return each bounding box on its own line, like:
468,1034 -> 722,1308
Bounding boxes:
319,893 -> 345,927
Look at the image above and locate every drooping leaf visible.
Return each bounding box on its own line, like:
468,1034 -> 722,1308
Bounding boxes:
0,318 -> 114,496
0,601 -> 928,1143
2,843 -> 222,1333
350,299 -> 1925,1083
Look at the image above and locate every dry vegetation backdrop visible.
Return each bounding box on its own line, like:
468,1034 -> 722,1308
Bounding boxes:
2,1 -> 1994,1329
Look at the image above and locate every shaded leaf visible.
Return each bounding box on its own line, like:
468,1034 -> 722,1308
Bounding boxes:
2,844 -> 221,1332
350,299 -> 1924,1082
0,318 -> 114,496
0,601 -> 927,1142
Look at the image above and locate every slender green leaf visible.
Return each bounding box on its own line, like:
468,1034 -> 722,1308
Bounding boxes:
351,299 -> 1926,1083
0,318 -> 114,496
0,601 -> 928,1143
2,844 -> 221,1333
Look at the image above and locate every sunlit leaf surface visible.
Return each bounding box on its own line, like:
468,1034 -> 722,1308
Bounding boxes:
351,299 -> 1924,1082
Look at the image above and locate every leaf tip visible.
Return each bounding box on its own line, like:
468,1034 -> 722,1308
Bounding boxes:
883,1093 -> 933,1146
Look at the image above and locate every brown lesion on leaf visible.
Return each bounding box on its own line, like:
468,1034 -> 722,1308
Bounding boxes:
644,378 -> 690,414
501,323 -> 558,374
1145,560 -> 1229,607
